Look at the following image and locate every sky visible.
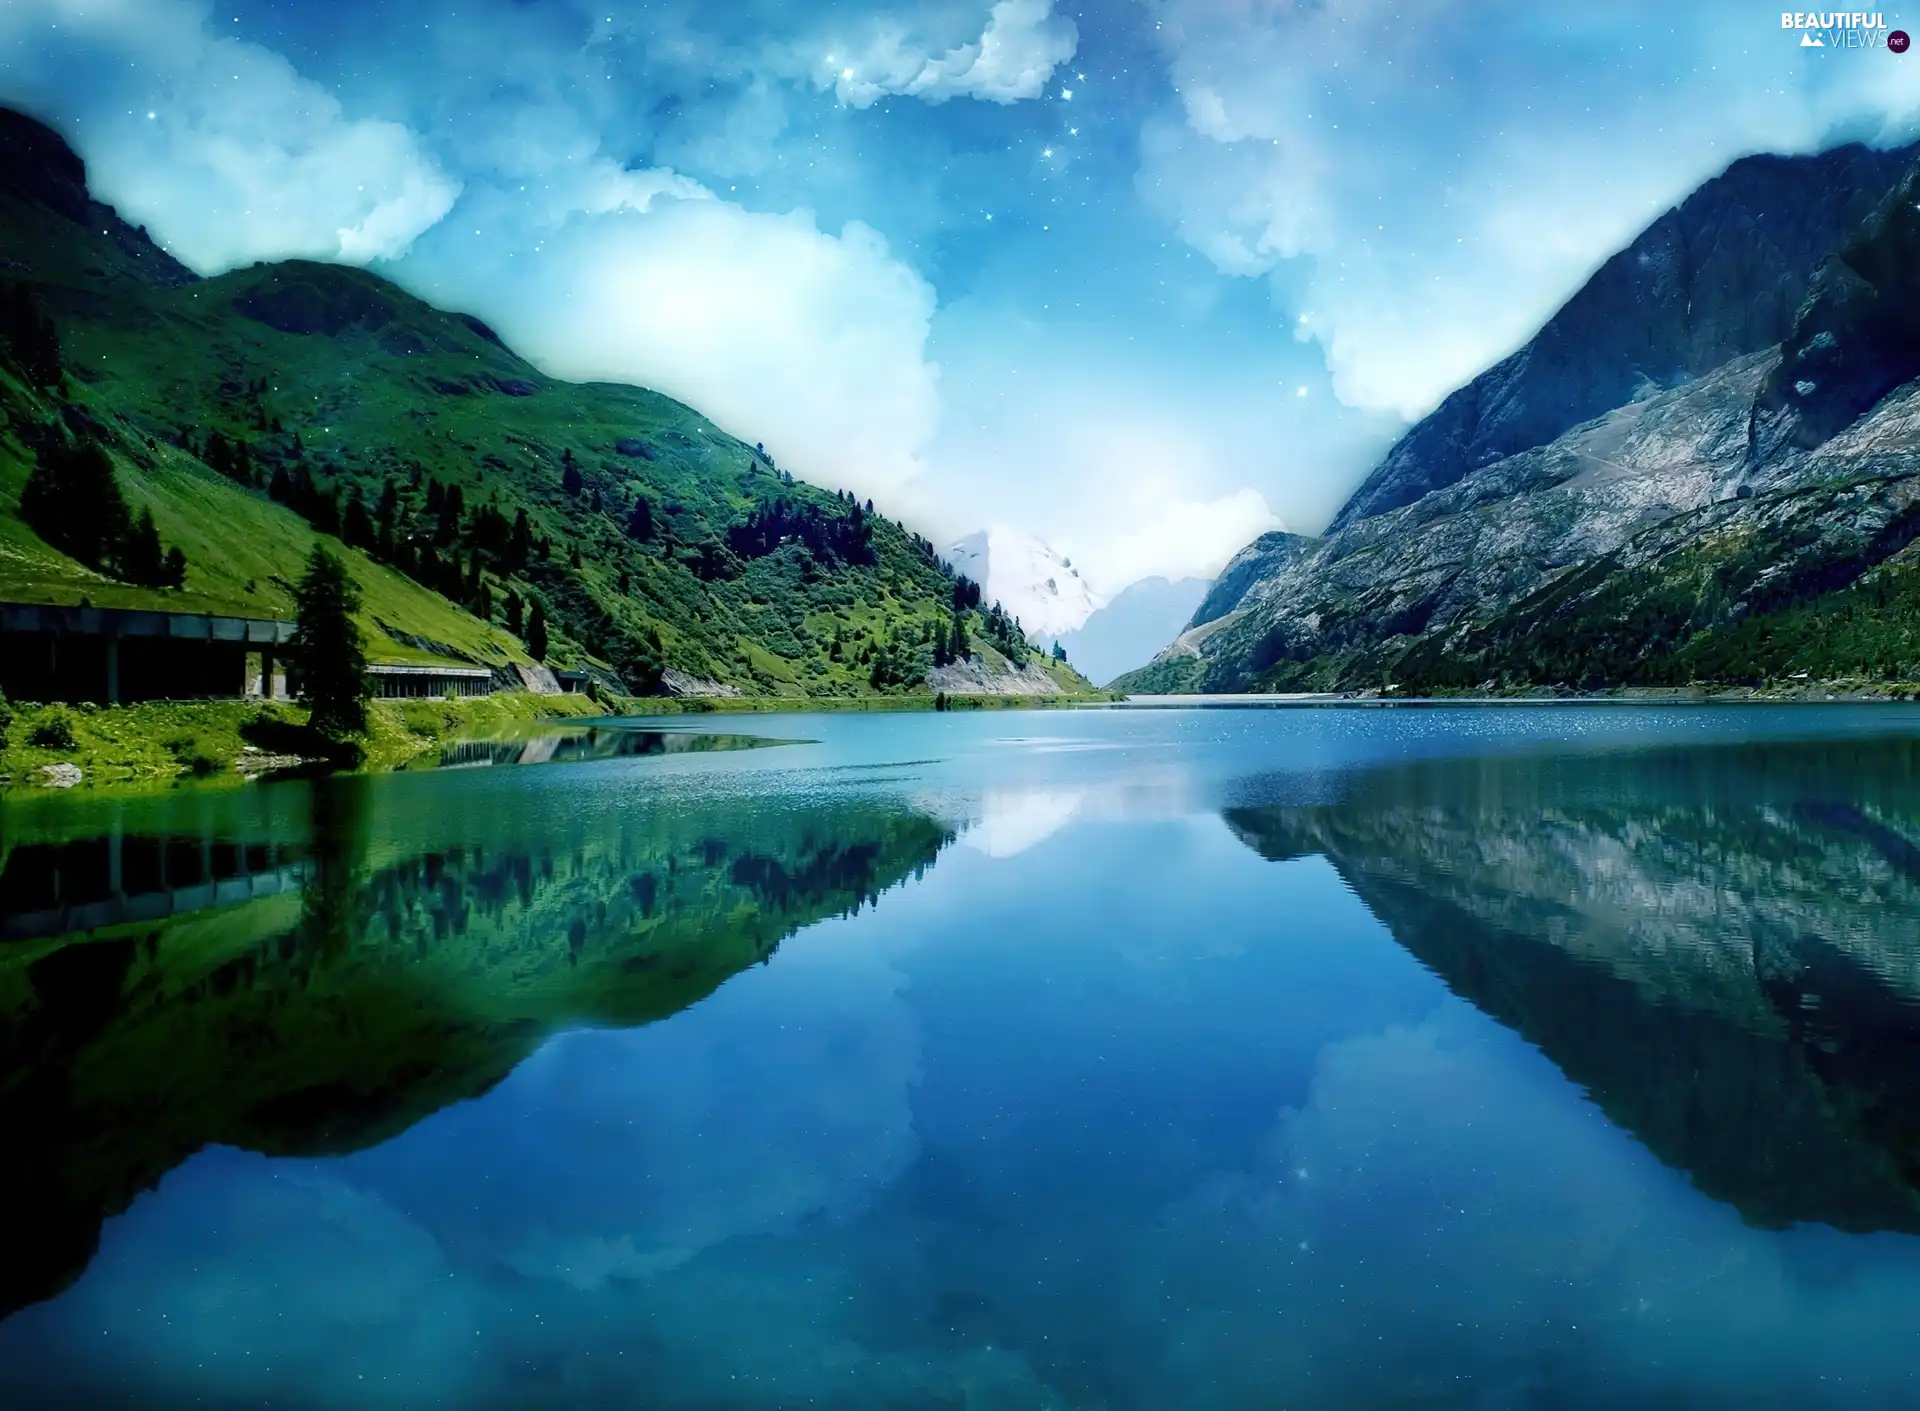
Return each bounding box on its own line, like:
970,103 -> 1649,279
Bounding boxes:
3,1 -> 1919,593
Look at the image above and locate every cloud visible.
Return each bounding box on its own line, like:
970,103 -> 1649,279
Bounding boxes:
0,0 -> 459,272
415,191 -> 940,506
1141,0 -> 1920,421
820,0 -> 1078,108
917,315 -> 1299,584
1073,486 -> 1282,590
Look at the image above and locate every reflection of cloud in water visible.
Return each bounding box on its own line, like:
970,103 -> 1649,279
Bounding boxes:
15,1156 -> 486,1408
953,772 -> 1209,859
346,924 -> 922,1289
1141,1006 -> 1920,1409
961,789 -> 1085,857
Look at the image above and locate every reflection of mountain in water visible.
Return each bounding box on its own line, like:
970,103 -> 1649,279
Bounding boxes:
409,726 -> 783,772
0,777 -> 953,1319
1226,738 -> 1920,1235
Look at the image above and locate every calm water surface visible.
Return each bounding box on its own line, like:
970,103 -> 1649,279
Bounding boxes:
6,704 -> 1920,1408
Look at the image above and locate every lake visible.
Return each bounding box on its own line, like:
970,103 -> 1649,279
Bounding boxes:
6,703 -> 1920,1408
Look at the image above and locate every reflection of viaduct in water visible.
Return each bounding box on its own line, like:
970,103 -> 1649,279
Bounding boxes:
0,835 -> 306,942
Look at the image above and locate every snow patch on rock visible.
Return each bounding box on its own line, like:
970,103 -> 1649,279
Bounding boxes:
944,527 -> 1106,642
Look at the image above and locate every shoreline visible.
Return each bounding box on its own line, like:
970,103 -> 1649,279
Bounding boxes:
6,681 -> 1908,794
1109,683 -> 1920,708
0,688 -> 1115,793
0,692 -> 604,794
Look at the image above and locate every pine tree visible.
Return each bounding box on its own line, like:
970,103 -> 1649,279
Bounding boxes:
291,546 -> 368,739
526,598 -> 549,660
505,589 -> 524,637
948,612 -> 969,664
163,545 -> 188,589
1052,641 -> 1068,663
203,431 -> 231,479
120,509 -> 168,587
561,449 -> 584,496
20,436 -> 131,571
625,496 -> 654,541
3,282 -> 61,388
342,487 -> 374,549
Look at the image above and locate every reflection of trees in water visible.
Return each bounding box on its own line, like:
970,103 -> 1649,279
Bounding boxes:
0,791 -> 954,1322
1225,737 -> 1920,1235
300,777 -> 367,965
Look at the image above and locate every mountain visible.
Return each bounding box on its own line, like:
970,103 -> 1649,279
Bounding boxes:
0,107 -> 1090,699
1051,576 -> 1209,687
1329,139 -> 1920,532
944,527 -> 1105,643
1120,137 -> 1920,695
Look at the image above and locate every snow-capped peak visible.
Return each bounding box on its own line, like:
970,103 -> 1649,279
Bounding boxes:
944,527 -> 1107,642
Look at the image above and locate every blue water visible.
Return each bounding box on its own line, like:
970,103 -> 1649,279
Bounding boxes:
6,704 -> 1920,1407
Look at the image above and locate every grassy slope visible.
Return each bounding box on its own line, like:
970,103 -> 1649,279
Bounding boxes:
0,123 -> 1096,697
0,368 -> 530,665
0,691 -> 603,789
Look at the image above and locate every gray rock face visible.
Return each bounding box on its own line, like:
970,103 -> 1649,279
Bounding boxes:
1187,532 -> 1313,628
1148,354 -> 1769,686
1751,160 -> 1920,460
1329,141 -> 1920,533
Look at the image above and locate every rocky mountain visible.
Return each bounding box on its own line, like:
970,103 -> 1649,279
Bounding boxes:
1050,575 -> 1209,687
1121,137 -> 1920,695
1330,140 -> 1920,532
944,527 -> 1105,643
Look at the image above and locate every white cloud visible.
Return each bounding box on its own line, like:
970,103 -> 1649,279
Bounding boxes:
0,0 -> 459,272
1142,0 -> 1920,421
1072,486 -> 1282,590
916,318 -> 1299,588
821,0 -> 1077,108
433,193 -> 940,507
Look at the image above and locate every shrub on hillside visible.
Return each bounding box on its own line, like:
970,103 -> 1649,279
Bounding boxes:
29,710 -> 76,751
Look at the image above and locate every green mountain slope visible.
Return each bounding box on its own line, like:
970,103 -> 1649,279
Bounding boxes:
0,107 -> 1089,697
